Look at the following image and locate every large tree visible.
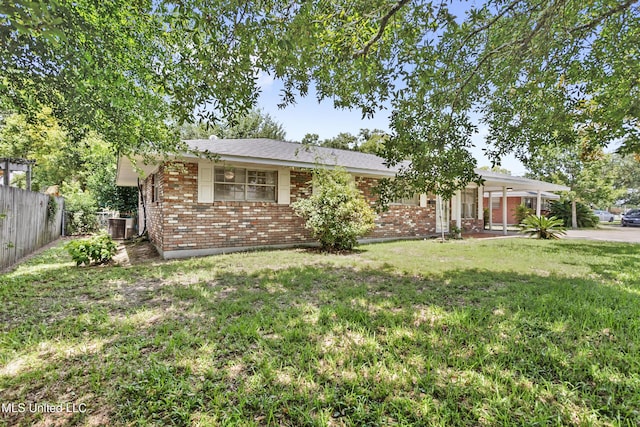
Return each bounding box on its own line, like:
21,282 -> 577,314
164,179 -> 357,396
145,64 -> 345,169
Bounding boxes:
301,129 -> 388,154
524,144 -> 621,226
0,109 -> 137,211
2,1 -> 639,200
612,154 -> 640,206
179,110 -> 286,141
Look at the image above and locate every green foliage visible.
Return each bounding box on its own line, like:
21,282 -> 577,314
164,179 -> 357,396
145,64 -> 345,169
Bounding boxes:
46,196 -> 57,223
478,165 -> 512,175
62,182 -> 99,235
519,215 -> 566,240
447,225 -> 462,240
612,154 -> 640,206
525,145 -> 620,208
0,111 -> 137,212
549,200 -> 599,228
180,109 -> 287,141
4,239 -> 640,425
2,0 -> 638,199
300,129 -> 388,155
483,207 -> 490,229
0,108 -> 77,191
292,167 -> 375,251
65,233 -> 117,266
514,204 -> 534,225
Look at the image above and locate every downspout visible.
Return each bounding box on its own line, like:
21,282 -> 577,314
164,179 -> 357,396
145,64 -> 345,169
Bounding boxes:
138,178 -> 148,237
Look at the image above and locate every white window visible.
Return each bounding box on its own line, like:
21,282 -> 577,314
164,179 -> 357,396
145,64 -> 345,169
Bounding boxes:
151,174 -> 159,203
391,194 -> 420,206
489,198 -> 500,210
214,167 -> 277,202
461,188 -> 477,218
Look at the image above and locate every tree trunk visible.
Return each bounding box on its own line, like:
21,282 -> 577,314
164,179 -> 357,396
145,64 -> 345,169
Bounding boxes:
571,199 -> 578,230
439,197 -> 445,242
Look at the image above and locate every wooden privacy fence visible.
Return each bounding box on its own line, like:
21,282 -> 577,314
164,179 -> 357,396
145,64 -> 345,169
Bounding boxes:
0,186 -> 64,270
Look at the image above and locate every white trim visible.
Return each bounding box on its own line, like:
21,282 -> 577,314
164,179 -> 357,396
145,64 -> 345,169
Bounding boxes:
197,162 -> 214,203
277,167 -> 291,205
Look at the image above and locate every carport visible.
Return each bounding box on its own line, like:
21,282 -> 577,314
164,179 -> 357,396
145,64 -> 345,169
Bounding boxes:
478,171 -> 570,235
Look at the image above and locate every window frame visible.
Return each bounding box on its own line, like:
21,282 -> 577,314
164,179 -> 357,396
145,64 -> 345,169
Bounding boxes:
390,193 -> 420,206
151,173 -> 159,203
460,188 -> 477,219
213,167 -> 277,202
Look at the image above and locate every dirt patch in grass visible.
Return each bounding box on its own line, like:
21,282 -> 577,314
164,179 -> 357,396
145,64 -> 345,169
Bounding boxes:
112,239 -> 161,266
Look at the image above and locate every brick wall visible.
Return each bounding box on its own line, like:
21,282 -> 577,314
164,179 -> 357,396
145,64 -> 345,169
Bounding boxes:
356,176 -> 437,238
459,218 -> 484,233
290,170 -> 312,203
151,162 -> 314,253
144,162 -> 452,256
484,196 -> 521,225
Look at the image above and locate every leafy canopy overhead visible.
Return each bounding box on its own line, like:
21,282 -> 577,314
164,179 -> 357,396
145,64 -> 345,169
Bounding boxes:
2,0 -> 638,198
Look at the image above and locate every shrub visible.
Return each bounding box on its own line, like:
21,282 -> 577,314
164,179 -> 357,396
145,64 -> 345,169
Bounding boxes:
514,203 -> 534,224
292,167 -> 376,251
47,196 -> 58,223
519,215 -> 566,239
483,207 -> 490,229
62,181 -> 99,234
548,200 -> 598,228
66,233 -> 117,266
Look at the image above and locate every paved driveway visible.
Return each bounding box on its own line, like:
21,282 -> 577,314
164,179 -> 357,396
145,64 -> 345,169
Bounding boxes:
564,224 -> 640,243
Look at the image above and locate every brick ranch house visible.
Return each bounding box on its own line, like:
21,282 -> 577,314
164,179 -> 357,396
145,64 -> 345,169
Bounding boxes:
116,139 -> 568,259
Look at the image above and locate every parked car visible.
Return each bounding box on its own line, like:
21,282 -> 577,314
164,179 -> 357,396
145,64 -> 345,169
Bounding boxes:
621,209 -> 640,227
593,209 -> 615,222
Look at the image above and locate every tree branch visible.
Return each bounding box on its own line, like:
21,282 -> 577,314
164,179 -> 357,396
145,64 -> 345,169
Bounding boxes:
459,0 -> 522,48
570,0 -> 638,34
353,0 -> 411,58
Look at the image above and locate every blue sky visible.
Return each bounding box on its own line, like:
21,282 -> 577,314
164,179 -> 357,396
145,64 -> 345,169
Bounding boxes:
256,77 -> 528,176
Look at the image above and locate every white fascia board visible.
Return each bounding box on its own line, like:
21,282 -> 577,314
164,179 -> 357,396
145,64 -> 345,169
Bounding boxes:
478,172 -> 570,192
116,156 -> 160,186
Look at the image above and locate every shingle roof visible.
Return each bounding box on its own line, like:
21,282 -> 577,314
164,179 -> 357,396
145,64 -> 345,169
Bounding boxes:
116,138 -> 570,192
183,138 -> 400,176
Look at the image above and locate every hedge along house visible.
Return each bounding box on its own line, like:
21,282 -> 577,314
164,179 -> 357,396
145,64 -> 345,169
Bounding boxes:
116,138 -> 569,259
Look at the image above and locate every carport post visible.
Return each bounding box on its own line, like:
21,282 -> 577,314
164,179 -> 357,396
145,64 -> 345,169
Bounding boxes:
488,191 -> 493,231
536,190 -> 542,216
502,186 -> 508,235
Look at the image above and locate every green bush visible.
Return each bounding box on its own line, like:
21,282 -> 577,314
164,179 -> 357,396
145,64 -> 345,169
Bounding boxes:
483,207 -> 490,229
62,181 -> 99,234
292,167 -> 376,251
519,215 -> 567,239
514,203 -> 534,224
548,200 -> 598,228
47,196 -> 58,223
65,234 -> 117,266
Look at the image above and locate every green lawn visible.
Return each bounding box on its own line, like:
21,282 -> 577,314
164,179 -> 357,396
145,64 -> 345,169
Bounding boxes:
1,238 -> 639,426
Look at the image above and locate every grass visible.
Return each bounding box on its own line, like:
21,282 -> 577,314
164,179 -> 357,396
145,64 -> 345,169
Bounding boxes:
1,238 -> 640,426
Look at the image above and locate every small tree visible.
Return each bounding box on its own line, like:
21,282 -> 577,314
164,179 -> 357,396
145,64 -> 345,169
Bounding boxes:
292,167 -> 375,251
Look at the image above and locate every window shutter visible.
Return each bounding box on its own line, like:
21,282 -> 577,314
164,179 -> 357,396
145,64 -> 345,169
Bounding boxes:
277,168 -> 290,205
198,162 -> 214,203
419,194 -> 427,207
